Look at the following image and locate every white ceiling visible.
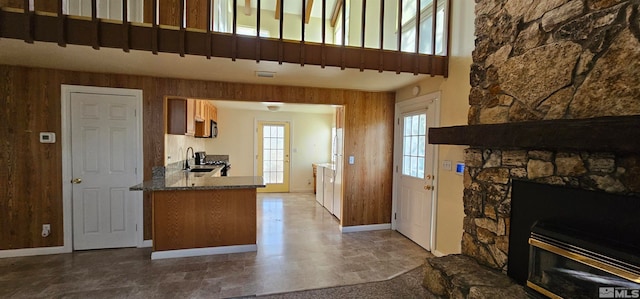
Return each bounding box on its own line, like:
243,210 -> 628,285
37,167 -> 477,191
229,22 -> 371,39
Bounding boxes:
0,38 -> 426,92
211,99 -> 337,114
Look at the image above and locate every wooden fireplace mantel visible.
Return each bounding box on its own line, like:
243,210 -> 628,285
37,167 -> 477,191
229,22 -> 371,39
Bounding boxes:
428,116 -> 640,153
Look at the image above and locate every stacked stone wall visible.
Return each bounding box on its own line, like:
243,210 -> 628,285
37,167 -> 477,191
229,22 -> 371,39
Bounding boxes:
464,0 -> 640,272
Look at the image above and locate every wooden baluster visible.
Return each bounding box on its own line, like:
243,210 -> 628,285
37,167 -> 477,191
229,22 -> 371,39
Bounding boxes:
396,0 -> 402,74
92,0 -> 100,49
278,0 -> 283,65
206,0 -> 212,59
378,0 -> 384,72
23,0 -> 33,43
152,0 -> 158,54
444,0 -> 451,77
430,0 -> 437,76
360,0 -> 366,72
232,0 -> 237,61
340,0 -> 345,70
256,0 -> 261,62
122,0 -> 130,52
321,0 -> 326,68
57,0 -> 67,47
414,0 -> 420,75
300,0 -> 305,66
179,0 -> 185,57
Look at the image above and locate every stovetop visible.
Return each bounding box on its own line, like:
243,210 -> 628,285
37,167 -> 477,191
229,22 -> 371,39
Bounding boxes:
202,160 -> 228,166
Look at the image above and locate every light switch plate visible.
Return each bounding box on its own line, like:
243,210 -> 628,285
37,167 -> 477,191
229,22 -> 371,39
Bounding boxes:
442,160 -> 452,171
39,132 -> 56,143
348,156 -> 355,165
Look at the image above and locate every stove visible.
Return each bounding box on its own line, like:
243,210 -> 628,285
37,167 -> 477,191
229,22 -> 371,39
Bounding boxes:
203,160 -> 227,166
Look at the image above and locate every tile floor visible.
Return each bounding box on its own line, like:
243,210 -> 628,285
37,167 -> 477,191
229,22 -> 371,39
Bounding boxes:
0,193 -> 430,298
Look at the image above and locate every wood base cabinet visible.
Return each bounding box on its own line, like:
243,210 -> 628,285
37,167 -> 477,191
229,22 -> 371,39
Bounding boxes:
152,188 -> 256,251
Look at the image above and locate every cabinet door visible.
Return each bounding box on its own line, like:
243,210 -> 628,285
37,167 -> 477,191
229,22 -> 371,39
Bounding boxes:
186,99 -> 195,136
323,169 -> 334,213
166,98 -> 187,135
315,166 -> 324,205
194,100 -> 203,121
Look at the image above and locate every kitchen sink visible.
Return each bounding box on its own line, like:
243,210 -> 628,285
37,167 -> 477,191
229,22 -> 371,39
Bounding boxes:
190,168 -> 214,172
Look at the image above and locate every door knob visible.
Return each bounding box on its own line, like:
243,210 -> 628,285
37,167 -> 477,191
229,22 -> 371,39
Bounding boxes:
424,185 -> 434,190
71,178 -> 83,184
426,174 -> 434,180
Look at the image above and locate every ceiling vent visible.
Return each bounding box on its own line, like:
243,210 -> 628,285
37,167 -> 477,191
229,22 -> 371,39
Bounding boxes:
255,71 -> 276,78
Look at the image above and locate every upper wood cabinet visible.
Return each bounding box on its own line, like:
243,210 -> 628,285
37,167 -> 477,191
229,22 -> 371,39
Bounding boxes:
194,100 -> 218,138
166,98 -> 195,136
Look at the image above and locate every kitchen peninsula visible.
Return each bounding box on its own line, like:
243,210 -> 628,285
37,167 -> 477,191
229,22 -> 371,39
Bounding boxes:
130,170 -> 265,260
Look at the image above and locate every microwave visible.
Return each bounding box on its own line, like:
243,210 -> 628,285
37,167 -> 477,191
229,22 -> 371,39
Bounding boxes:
211,120 -> 218,138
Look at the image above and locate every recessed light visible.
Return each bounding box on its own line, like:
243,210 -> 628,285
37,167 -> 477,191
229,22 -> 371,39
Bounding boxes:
255,71 -> 276,78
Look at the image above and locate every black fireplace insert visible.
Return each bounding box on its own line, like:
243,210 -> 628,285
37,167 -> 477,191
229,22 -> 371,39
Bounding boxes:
509,180 -> 640,289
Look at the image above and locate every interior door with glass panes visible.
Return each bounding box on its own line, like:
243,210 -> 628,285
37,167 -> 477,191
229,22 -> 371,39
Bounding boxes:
396,109 -> 436,250
257,121 -> 290,193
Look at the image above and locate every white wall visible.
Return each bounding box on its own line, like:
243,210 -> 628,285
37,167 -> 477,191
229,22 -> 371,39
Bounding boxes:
395,0 -> 474,256
205,107 -> 333,193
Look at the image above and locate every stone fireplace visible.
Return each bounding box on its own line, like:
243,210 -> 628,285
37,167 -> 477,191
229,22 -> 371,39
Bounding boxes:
425,0 -> 640,297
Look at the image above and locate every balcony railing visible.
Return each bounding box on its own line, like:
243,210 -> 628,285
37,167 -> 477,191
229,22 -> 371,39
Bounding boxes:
0,0 -> 451,76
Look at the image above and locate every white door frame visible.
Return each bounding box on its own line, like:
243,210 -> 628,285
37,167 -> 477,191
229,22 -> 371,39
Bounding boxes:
253,118 -> 293,190
391,92 -> 440,251
61,85 -> 145,253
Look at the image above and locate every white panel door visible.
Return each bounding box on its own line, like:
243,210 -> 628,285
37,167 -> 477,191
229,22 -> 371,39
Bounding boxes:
396,107 -> 436,250
71,92 -> 138,250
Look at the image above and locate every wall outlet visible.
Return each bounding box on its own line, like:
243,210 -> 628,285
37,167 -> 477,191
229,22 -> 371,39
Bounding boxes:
42,224 -> 50,238
443,160 -> 452,171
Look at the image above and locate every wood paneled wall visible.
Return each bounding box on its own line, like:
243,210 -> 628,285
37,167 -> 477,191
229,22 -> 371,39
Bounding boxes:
0,64 -> 395,250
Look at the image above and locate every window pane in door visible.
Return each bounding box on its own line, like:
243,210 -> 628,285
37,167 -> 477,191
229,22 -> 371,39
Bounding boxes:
263,124 -> 285,184
402,113 -> 427,179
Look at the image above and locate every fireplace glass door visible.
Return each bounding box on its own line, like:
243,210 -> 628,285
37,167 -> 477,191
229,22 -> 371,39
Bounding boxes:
527,224 -> 640,299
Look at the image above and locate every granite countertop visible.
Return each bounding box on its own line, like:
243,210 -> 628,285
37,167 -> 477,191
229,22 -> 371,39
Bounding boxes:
130,170 -> 265,191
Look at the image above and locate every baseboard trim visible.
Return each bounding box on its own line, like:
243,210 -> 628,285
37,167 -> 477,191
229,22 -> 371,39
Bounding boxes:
151,244 -> 258,260
139,240 -> 152,248
340,223 -> 392,233
289,188 -> 314,193
0,246 -> 69,259
432,250 -> 447,257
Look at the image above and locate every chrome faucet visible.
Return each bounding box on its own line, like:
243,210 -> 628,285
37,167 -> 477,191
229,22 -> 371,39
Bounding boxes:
185,147 -> 194,170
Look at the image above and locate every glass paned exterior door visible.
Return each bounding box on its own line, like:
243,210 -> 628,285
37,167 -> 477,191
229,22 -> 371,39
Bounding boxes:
257,121 -> 290,193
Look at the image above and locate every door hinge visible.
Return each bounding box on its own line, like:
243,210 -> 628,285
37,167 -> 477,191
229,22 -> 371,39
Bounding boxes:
397,118 -> 400,125
394,213 -> 397,220
134,109 -> 137,117
135,167 -> 137,174
396,165 -> 398,172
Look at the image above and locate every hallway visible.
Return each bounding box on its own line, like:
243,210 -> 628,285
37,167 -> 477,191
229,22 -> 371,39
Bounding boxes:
0,193 -> 429,298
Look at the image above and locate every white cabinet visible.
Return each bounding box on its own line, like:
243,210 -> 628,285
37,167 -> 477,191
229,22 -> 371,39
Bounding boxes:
333,158 -> 342,220
323,167 -> 335,215
315,166 -> 324,206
